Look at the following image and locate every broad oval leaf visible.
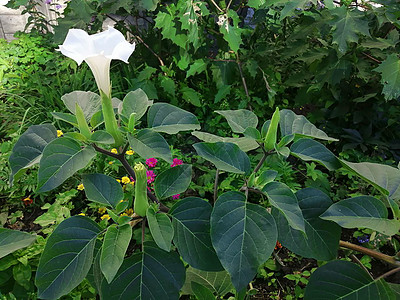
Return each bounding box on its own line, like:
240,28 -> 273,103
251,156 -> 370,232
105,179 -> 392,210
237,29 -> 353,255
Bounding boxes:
147,206 -> 174,252
9,124 -> 57,184
37,138 -> 96,192
121,88 -> 153,121
280,109 -> 338,141
154,164 -> 192,199
0,228 -> 36,259
82,174 -> 123,208
193,142 -> 251,174
290,138 -> 341,171
256,170 -> 278,187
128,129 -> 172,163
101,242 -> 185,300
192,131 -> 259,152
147,102 -> 200,134
89,130 -> 114,145
36,216 -> 101,299
169,197 -> 223,271
61,91 -> 101,121
210,191 -> 277,292
51,112 -> 78,127
320,196 -> 400,236
192,282 -> 216,300
262,182 -> 305,233
100,224 -> 132,283
272,188 -> 341,260
305,260 -> 396,300
215,109 -> 258,133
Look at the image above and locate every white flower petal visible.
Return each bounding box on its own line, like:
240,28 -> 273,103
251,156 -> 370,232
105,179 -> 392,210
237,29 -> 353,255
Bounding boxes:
110,41 -> 136,63
85,55 -> 111,96
58,29 -> 96,65
91,26 -> 132,58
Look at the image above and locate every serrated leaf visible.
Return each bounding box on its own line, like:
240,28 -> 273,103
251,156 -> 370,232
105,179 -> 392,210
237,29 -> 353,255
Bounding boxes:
9,124 -> 57,185
215,109 -> 258,133
193,142 -> 251,174
147,102 -> 200,134
263,182 -> 305,233
187,60 -> 207,78
121,88 -> 153,121
100,242 -> 185,300
51,112 -> 78,127
192,131 -> 259,152
211,191 -> 277,292
0,229 -> 36,259
61,91 -> 101,121
279,0 -> 317,19
272,188 -> 341,260
147,206 -> 174,252
305,260 -> 396,300
374,54 -> 400,100
37,138 -> 96,192
100,224 -> 132,283
170,197 -> 223,271
154,164 -> 192,199
219,10 -> 243,52
36,216 -> 101,299
128,129 -> 172,163
82,174 -> 123,208
320,196 -> 400,236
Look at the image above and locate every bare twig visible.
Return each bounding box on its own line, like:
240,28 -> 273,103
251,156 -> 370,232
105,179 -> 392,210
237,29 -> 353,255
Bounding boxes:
362,52 -> 381,64
226,0 -> 233,11
236,52 -> 251,110
376,267 -> 400,280
350,254 -> 373,278
210,0 -> 224,12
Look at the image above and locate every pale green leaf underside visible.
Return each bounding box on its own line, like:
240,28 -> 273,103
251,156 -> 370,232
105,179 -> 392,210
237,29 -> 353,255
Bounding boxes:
192,131 -> 259,152
0,228 -> 36,259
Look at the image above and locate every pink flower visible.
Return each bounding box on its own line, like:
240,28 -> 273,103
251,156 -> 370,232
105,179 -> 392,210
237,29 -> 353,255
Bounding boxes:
172,194 -> 180,200
146,158 -> 158,168
146,170 -> 156,184
171,158 -> 183,167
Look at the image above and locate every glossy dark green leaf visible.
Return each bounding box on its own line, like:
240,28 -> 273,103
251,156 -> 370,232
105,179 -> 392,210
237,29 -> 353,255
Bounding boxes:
36,216 -> 101,299
272,188 -> 341,260
121,88 -> 153,121
320,196 -> 400,236
37,137 -> 96,192
100,224 -> 132,283
305,260 -> 396,300
51,112 -> 78,127
192,282 -> 216,300
89,130 -> 114,144
147,102 -> 200,134
170,197 -> 223,271
100,242 -> 185,300
215,109 -> 258,133
210,191 -> 277,292
9,124 -> 57,184
82,174 -> 123,208
193,142 -> 251,174
61,91 -> 101,121
128,129 -> 172,163
154,164 -> 192,199
147,206 -> 174,252
192,131 -> 259,152
0,229 -> 36,259
290,138 -> 341,171
263,182 -> 305,233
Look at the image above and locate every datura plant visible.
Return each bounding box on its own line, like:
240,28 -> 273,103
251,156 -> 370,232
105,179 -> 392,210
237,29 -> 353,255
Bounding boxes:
5,27 -> 400,299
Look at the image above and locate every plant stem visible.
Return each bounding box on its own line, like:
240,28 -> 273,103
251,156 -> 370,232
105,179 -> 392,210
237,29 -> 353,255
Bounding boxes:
253,143 -> 268,174
141,217 -> 146,251
213,169 -> 220,205
210,0 -> 223,12
376,266 -> 400,280
350,254 -> 372,278
236,52 -> 251,110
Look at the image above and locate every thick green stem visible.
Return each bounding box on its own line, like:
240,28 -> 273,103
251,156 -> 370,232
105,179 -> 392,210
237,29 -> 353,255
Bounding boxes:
101,91 -> 123,147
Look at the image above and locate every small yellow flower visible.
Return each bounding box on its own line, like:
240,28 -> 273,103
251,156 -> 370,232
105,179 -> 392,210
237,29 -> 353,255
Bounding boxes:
57,130 -> 63,137
77,183 -> 84,190
78,213 -> 85,216
120,213 -> 128,217
111,148 -> 118,154
120,199 -> 124,203
101,214 -> 111,221
129,180 -> 135,186
121,176 -> 130,184
98,207 -> 107,214
126,149 -> 134,155
125,208 -> 134,215
108,161 -> 114,165
116,179 -> 121,183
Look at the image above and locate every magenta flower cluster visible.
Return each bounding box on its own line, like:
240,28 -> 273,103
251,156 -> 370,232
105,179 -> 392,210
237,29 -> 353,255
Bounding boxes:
146,170 -> 156,184
146,158 -> 158,168
171,158 -> 183,167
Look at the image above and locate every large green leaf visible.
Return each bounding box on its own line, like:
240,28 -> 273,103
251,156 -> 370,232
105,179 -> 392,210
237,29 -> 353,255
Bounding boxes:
219,10 -> 243,52
36,216 -> 101,299
215,109 -> 258,134
121,88 -> 153,121
9,124 -> 57,184
0,229 -> 36,259
128,129 -> 172,163
280,109 -> 338,141
82,174 -> 123,208
272,188 -> 341,261
374,54 -> 400,100
154,164 -> 192,199
341,160 -> 400,200
147,206 -> 174,252
182,267 -> 233,296
61,91 -> 101,121
305,260 -> 396,300
320,196 -> 400,236
147,102 -> 200,134
192,131 -> 259,152
37,138 -> 96,192
210,191 -> 277,292
51,112 -> 78,127
169,197 -> 223,271
330,6 -> 370,54
290,138 -> 342,171
100,242 -> 185,300
193,142 -> 251,174
192,282 -> 216,300
263,182 -> 305,233
100,224 -> 132,283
